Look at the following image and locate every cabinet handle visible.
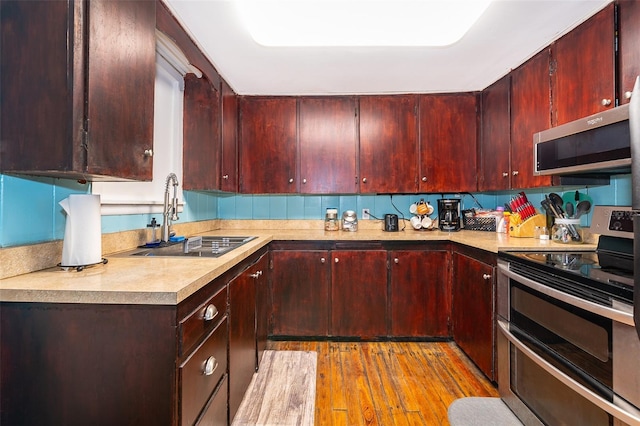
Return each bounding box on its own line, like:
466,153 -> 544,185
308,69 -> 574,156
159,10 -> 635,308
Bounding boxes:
625,91 -> 633,100
203,356 -> 218,376
502,172 -> 508,177
203,304 -> 218,321
362,177 -> 367,183
421,176 -> 427,182
222,174 -> 229,180
144,149 -> 153,157
320,257 -> 326,263
250,270 -> 262,278
334,258 -> 339,263
601,98 -> 612,106
512,170 -> 519,176
394,258 -> 399,264
483,273 -> 492,280
302,178 -> 307,184
288,178 -> 294,183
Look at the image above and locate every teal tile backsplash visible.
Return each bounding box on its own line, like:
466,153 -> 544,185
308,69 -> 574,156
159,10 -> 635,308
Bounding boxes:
0,173 -> 632,247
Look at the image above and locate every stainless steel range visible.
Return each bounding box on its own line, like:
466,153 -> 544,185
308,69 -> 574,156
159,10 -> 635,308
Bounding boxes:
497,206 -> 640,425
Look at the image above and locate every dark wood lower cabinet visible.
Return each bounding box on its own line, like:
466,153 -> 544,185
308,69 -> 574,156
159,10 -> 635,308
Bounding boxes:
452,249 -> 496,381
390,249 -> 451,337
331,249 -> 388,338
0,303 -> 176,426
228,266 -> 257,422
270,249 -> 330,337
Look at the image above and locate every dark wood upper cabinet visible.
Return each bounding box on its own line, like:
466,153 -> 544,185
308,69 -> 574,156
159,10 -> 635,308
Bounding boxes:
550,3 -> 615,125
479,75 -> 511,191
0,0 -> 156,181
419,94 -> 478,193
510,49 -> 554,189
619,0 -> 640,105
182,75 -> 221,191
221,80 -> 239,192
359,95 -> 419,193
299,97 -> 358,193
239,97 -> 297,193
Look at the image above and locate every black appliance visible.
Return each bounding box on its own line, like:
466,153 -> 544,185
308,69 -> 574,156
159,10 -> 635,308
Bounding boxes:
437,199 -> 461,232
497,205 -> 639,425
631,75 -> 640,338
384,214 -> 399,232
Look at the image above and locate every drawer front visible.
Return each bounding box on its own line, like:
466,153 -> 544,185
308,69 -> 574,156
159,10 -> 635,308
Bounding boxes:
181,317 -> 228,426
196,375 -> 228,426
180,286 -> 227,356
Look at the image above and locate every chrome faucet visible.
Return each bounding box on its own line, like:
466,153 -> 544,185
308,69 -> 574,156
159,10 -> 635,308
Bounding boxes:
161,173 -> 180,242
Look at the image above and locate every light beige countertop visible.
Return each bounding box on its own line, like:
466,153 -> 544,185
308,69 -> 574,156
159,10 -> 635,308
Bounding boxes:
0,220 -> 596,305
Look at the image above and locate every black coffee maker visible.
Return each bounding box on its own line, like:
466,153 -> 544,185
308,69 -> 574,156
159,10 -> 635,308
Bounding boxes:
437,199 -> 462,231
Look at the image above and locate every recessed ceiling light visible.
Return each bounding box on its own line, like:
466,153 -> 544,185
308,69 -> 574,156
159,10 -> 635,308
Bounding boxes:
235,0 -> 492,47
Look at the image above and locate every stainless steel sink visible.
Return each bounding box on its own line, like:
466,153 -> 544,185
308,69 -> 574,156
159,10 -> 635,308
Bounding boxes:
126,236 -> 257,258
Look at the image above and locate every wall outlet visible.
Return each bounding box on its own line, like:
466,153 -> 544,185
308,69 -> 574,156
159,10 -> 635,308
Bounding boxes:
362,208 -> 370,220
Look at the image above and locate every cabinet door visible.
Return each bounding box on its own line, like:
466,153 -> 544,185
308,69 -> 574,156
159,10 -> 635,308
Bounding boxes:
619,0 -> 640,105
551,3 -> 615,125
452,252 -> 494,380
510,49 -> 553,189
270,250 -> 330,337
479,75 -> 511,191
1,0 -> 155,180
183,75 -> 221,191
239,97 -> 297,193
419,94 -> 478,193
254,255 -> 269,368
299,97 -> 358,193
86,0 -> 156,180
228,267 -> 257,421
331,250 -> 388,337
221,80 -> 238,192
390,250 -> 451,337
359,95 -> 418,193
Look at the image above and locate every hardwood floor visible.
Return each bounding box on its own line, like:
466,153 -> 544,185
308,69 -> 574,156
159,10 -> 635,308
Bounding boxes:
266,340 -> 499,426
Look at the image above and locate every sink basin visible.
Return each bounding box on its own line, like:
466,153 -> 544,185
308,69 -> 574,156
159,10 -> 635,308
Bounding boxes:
126,236 -> 257,258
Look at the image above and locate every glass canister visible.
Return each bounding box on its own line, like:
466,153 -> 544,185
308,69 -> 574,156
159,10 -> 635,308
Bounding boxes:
325,208 -> 339,231
551,218 -> 583,244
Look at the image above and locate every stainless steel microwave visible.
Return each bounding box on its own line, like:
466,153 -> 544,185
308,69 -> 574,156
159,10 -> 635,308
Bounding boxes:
534,104 -> 631,176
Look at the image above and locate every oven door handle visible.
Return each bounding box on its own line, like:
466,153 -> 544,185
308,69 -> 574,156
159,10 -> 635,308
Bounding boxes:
498,319 -> 640,425
498,263 -> 634,326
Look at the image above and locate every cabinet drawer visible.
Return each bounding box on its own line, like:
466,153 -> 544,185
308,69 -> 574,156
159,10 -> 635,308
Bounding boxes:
196,374 -> 228,426
180,317 -> 228,426
180,286 -> 227,356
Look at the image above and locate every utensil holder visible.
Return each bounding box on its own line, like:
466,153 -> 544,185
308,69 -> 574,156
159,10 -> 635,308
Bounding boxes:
509,214 -> 547,238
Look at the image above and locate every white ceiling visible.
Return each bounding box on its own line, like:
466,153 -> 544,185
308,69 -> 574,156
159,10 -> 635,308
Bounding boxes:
164,0 -> 612,96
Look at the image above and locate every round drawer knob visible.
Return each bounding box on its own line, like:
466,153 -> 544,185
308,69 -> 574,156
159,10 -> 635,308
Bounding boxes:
144,149 -> 153,157
394,258 -> 399,264
303,178 -> 307,184
288,178 -> 294,183
482,273 -> 492,280
625,91 -> 632,100
203,356 -> 218,376
362,177 -> 367,183
502,172 -> 508,177
334,258 -> 339,263
203,304 -> 218,321
512,170 -> 519,176
320,257 -> 326,263
222,174 -> 229,180
601,98 -> 612,106
421,176 -> 427,182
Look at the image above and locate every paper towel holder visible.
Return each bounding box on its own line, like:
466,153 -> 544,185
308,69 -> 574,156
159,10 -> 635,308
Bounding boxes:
59,258 -> 108,272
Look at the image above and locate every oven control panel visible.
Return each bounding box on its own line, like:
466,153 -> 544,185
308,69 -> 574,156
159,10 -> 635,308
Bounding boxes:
590,205 -> 633,238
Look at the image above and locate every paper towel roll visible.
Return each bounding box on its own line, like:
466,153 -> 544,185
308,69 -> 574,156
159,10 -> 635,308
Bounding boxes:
59,194 -> 102,267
